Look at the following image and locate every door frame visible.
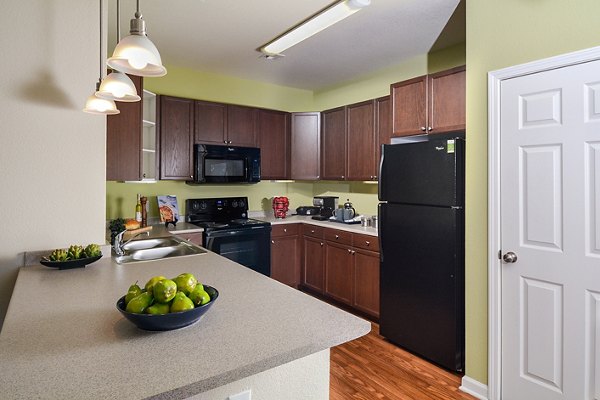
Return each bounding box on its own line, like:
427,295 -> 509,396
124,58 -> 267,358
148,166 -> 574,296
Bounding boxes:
487,45 -> 600,400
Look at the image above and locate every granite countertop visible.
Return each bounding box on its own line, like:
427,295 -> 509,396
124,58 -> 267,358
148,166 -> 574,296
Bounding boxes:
257,214 -> 379,237
0,253 -> 369,400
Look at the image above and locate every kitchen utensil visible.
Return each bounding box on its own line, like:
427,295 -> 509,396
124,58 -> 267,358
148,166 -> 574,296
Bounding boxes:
343,199 -> 356,221
361,216 -> 371,227
332,208 -> 345,222
116,285 -> 219,331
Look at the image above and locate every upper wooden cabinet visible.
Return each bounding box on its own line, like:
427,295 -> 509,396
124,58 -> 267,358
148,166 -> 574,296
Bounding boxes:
290,112 -> 321,180
258,109 -> 290,180
321,106 -> 347,180
347,100 -> 376,181
375,95 -> 391,177
391,65 -> 465,137
106,75 -> 143,181
194,102 -> 257,147
159,95 -> 194,181
194,101 -> 227,145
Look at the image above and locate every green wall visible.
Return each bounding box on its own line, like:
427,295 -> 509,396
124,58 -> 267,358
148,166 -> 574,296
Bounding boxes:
465,0 -> 600,384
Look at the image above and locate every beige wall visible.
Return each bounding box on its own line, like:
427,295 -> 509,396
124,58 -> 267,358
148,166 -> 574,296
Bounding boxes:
465,0 -> 600,384
0,1 -> 106,328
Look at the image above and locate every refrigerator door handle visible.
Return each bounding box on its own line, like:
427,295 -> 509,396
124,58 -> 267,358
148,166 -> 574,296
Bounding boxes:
378,144 -> 385,201
378,203 -> 385,261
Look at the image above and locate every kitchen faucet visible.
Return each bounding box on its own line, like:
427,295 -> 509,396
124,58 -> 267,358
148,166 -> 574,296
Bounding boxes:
113,230 -> 150,256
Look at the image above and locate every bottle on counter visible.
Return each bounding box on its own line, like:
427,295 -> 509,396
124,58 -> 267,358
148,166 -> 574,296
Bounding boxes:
140,196 -> 148,227
135,194 -> 142,223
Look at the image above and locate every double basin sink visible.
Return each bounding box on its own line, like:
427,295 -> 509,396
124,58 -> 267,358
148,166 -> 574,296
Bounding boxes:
114,236 -> 207,264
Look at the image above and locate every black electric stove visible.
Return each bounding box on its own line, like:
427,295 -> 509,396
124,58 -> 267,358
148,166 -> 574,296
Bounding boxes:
186,197 -> 271,276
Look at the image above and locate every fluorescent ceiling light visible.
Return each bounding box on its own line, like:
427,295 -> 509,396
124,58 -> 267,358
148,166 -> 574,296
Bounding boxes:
260,0 -> 370,56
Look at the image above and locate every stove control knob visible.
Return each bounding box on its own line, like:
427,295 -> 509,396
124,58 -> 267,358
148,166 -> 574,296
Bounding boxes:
199,201 -> 207,210
242,212 -> 247,218
239,200 -> 246,208
232,200 -> 238,208
191,202 -> 200,211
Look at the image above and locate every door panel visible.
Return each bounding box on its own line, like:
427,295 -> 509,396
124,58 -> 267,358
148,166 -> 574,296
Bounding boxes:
501,58 -> 600,400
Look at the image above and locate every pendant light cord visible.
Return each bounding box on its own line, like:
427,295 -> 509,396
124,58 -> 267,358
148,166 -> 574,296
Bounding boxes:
98,0 -> 103,81
117,0 -> 120,40
135,0 -> 141,19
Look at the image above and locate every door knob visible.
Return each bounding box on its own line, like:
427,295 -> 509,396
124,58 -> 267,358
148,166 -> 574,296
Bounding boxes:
502,252 -> 518,263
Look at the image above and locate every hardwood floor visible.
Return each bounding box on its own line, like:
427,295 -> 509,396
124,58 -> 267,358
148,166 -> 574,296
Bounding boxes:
330,323 -> 476,400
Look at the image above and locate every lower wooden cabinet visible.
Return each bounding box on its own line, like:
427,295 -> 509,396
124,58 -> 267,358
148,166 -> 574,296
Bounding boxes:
270,224 -> 300,288
324,241 -> 354,304
301,236 -> 325,293
176,232 -> 203,246
353,248 -> 380,318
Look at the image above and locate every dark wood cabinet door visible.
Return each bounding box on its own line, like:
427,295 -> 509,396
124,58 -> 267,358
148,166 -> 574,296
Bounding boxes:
159,96 -> 194,180
302,236 -> 325,293
194,100 -> 227,145
375,96 -> 391,181
271,235 -> 300,288
258,109 -> 289,179
227,105 -> 257,147
428,65 -> 466,134
391,75 -> 427,137
353,248 -> 380,318
324,241 -> 353,305
321,106 -> 347,180
346,100 -> 376,181
290,112 -> 321,180
106,75 -> 142,181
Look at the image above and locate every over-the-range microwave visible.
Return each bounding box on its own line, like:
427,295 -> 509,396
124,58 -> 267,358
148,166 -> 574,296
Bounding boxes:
189,144 -> 261,184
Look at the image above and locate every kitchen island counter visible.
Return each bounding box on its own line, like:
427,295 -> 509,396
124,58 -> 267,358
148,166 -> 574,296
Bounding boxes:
0,252 -> 369,399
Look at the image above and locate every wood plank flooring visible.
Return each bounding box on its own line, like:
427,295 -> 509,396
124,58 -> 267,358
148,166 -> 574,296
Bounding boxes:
330,323 -> 476,400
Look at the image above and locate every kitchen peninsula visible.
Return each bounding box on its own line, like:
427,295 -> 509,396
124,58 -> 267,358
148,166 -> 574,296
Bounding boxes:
0,251 -> 370,399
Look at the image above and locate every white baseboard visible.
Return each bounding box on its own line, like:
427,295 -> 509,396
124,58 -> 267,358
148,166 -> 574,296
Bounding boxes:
460,376 -> 488,400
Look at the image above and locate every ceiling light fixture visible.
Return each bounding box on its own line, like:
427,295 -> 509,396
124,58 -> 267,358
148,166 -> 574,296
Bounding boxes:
260,0 -> 371,56
107,0 -> 167,77
84,0 -> 119,115
96,0 -> 141,102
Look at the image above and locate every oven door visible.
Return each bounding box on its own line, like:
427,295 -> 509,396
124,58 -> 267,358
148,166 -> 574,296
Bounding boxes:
203,226 -> 271,276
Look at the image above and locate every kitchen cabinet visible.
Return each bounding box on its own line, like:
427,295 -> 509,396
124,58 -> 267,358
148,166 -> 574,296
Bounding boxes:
141,90 -> 158,181
290,112 -> 321,180
176,232 -> 203,246
106,75 -> 144,181
270,224 -> 300,288
301,225 -> 325,293
375,95 -> 391,177
346,100 -> 376,181
324,241 -> 354,305
258,109 -> 290,180
159,95 -> 194,180
391,65 -> 465,137
194,102 -> 257,147
321,106 -> 346,180
194,100 -> 227,145
352,248 -> 380,318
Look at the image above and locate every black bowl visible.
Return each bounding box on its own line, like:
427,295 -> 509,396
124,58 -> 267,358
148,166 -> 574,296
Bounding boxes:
40,255 -> 102,270
116,285 -> 219,331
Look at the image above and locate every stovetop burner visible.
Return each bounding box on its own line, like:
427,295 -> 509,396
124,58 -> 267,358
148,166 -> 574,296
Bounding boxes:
185,197 -> 270,231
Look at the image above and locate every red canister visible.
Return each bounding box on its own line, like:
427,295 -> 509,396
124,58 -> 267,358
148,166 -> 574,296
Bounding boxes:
272,196 -> 289,218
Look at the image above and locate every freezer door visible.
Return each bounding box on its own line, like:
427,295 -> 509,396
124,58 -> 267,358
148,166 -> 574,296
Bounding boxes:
379,202 -> 464,371
378,137 -> 464,207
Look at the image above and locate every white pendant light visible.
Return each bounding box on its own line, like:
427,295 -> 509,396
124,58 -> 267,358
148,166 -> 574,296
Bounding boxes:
107,0 -> 167,77
96,0 -> 141,102
260,0 -> 370,56
84,0 -> 120,115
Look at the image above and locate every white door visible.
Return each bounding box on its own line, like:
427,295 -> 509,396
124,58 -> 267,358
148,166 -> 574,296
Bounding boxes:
500,59 -> 600,399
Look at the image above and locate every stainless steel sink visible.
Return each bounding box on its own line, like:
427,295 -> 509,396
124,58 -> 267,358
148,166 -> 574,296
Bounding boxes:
114,236 -> 207,264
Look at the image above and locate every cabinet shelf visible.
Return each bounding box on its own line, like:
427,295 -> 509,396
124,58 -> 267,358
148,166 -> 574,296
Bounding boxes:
142,148 -> 156,153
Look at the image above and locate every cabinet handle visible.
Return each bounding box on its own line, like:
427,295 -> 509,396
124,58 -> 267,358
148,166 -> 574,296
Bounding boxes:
271,240 -> 275,244
373,175 -> 377,180
341,175 -> 345,179
335,235 -> 339,239
427,127 -> 432,132
420,126 -> 426,132
320,242 -> 324,246
365,241 -> 370,246
283,228 -> 287,233
311,230 -> 315,233
347,249 -> 352,253
223,140 -> 227,144
352,250 -> 356,255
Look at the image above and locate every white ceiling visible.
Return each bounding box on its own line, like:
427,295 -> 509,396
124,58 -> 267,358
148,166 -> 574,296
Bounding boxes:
108,0 -> 463,91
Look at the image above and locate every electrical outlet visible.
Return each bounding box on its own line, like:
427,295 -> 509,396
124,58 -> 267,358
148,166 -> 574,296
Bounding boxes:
228,389 -> 251,400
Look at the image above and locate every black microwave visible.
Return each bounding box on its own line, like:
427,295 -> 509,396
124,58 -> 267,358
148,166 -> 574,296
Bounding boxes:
191,144 -> 260,184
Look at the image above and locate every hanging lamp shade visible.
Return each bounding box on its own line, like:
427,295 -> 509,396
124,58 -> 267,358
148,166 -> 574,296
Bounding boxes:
107,11 -> 167,77
96,70 -> 141,102
83,91 -> 120,115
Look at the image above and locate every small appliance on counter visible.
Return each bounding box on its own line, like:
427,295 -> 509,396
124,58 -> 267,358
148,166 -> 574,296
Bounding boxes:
311,196 -> 339,221
295,206 -> 321,215
272,196 -> 289,218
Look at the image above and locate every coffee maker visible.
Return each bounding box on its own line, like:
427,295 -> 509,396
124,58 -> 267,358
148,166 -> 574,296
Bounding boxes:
311,196 -> 339,220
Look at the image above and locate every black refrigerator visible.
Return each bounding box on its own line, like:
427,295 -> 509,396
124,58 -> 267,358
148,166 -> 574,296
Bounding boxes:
378,135 -> 465,372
